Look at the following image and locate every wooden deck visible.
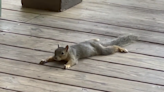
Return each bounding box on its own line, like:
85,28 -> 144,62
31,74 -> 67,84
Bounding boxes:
0,0 -> 164,92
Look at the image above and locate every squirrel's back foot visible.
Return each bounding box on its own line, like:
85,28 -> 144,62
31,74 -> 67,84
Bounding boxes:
119,48 -> 128,53
93,38 -> 100,41
113,45 -> 129,53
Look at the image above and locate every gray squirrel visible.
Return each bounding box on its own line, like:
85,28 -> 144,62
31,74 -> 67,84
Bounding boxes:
39,35 -> 137,69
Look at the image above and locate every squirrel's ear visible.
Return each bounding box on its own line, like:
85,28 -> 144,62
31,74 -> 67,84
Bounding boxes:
65,45 -> 69,52
58,44 -> 60,48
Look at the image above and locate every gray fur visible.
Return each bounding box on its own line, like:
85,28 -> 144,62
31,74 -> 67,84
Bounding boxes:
41,35 -> 138,69
103,35 -> 138,47
54,35 -> 138,60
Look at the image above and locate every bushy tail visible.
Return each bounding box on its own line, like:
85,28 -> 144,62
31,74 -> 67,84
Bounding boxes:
102,35 -> 138,47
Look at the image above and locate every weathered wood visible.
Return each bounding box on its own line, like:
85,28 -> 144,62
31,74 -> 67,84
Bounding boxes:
84,0 -> 164,10
1,0 -> 164,92
2,0 -> 164,33
3,0 -> 164,11
1,8 -> 164,44
0,57 -> 163,92
0,88 -> 16,92
0,0 -> 1,17
21,0 -> 82,12
92,53 -> 164,71
1,10 -> 39,22
26,15 -> 164,44
1,9 -> 164,45
0,40 -> 164,86
0,32 -> 164,72
0,73 -> 99,92
0,20 -> 164,58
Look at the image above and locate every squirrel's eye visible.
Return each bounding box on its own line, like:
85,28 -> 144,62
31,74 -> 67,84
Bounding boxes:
61,52 -> 64,55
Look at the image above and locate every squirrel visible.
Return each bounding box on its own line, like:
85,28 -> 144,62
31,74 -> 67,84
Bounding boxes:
39,35 -> 138,69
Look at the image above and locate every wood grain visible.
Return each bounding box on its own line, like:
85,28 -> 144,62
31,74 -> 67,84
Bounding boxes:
0,57 -> 163,92
1,9 -> 39,22
1,9 -> 164,45
0,73 -> 100,92
0,40 -> 164,86
84,0 -> 164,10
0,88 -> 17,92
1,0 -> 164,92
0,20 -> 164,58
0,32 -> 164,71
2,0 -> 164,33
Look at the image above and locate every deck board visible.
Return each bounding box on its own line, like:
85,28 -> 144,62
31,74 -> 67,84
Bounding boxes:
1,10 -> 164,45
0,57 -> 163,92
84,0 -> 164,10
0,73 -> 100,92
2,0 -> 164,33
0,26 -> 164,70
1,9 -> 39,22
0,40 -> 164,86
0,88 -> 17,92
0,20 -> 164,58
1,32 -> 164,71
1,0 -> 164,92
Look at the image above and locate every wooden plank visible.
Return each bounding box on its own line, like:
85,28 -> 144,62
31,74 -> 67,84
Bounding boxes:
0,88 -> 17,92
1,9 -> 39,22
2,0 -> 22,6
0,57 -> 163,92
0,73 -> 100,92
32,9 -> 164,33
3,0 -> 164,22
0,38 -> 164,86
0,20 -> 164,58
84,0 -> 164,10
1,15 -> 162,46
3,0 -> 164,11
92,52 -> 164,71
2,0 -> 164,33
0,0 -> 1,17
1,6 -> 164,44
0,32 -> 164,71
26,15 -> 164,44
1,9 -> 163,45
76,2 -> 164,22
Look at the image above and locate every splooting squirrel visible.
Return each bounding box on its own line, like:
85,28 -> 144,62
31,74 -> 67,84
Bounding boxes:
39,35 -> 137,69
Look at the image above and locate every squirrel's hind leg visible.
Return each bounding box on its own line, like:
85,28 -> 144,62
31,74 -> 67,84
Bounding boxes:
98,45 -> 128,55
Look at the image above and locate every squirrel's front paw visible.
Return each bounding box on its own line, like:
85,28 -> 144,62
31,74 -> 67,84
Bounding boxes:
39,60 -> 46,65
64,64 -> 71,69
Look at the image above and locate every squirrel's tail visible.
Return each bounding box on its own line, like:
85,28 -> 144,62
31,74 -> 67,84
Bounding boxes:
102,35 -> 138,47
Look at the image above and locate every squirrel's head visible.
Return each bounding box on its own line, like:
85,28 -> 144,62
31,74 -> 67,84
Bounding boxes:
54,45 -> 69,61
